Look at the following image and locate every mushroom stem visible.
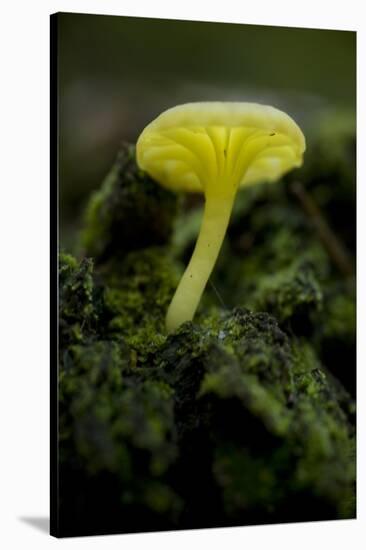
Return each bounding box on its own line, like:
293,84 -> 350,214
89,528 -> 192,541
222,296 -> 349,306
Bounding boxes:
166,191 -> 236,332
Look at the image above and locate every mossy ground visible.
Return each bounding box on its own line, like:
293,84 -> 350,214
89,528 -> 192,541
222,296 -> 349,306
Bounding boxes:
58,112 -> 356,536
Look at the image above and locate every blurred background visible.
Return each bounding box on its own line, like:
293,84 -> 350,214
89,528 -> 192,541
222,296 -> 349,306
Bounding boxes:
57,13 -> 356,246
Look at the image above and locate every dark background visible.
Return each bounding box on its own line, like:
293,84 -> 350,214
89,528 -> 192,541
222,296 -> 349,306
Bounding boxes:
57,12 -> 356,246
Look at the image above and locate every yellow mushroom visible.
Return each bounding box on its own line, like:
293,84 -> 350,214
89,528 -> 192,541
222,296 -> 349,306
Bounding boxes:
136,102 -> 306,333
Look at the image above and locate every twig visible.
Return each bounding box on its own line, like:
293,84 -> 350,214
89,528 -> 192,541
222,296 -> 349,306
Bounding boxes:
290,181 -> 354,277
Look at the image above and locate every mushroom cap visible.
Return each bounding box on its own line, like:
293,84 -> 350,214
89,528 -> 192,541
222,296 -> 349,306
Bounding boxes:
136,102 -> 306,195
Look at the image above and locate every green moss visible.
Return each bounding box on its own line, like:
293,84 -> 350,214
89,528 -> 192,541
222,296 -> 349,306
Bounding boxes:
59,113 -> 356,534
81,143 -> 178,263
59,251 -> 104,350
249,260 -> 323,327
59,338 -> 182,530
315,281 -> 356,393
321,285 -> 356,344
212,445 -> 288,517
59,254 -> 355,532
101,247 -> 179,357
192,310 -> 354,522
